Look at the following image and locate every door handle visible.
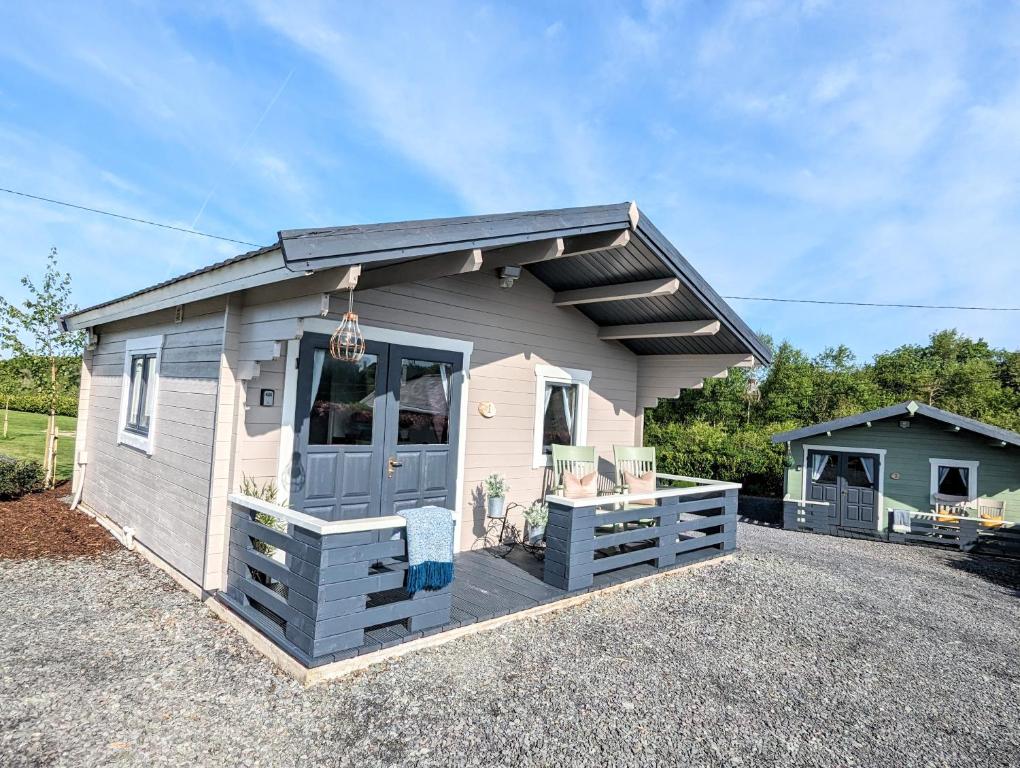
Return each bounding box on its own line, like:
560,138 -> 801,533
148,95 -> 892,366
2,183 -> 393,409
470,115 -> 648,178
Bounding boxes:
387,457 -> 403,478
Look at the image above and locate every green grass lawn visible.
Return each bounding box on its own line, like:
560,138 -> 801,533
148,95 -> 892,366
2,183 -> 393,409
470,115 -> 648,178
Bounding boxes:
0,410 -> 77,482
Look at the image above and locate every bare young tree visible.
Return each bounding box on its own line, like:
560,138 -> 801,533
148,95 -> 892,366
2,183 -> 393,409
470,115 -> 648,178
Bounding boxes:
0,248 -> 85,486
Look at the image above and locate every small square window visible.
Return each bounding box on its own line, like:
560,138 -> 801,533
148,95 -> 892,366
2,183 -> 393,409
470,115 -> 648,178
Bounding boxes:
929,458 -> 978,504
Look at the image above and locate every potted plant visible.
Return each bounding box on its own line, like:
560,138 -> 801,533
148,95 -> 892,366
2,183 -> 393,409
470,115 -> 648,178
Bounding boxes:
524,502 -> 548,545
484,473 -> 509,518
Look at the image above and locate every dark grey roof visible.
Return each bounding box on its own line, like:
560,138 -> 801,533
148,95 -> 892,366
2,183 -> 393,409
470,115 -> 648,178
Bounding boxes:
279,203 -> 771,362
279,203 -> 634,266
63,202 -> 770,363
771,401 -> 1020,448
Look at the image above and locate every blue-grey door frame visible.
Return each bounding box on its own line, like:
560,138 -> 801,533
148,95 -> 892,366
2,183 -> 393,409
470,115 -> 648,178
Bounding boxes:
291,335 -> 464,521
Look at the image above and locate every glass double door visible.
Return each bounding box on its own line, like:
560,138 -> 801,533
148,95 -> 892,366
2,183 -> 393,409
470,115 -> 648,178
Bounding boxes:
292,334 -> 463,521
806,450 -> 879,530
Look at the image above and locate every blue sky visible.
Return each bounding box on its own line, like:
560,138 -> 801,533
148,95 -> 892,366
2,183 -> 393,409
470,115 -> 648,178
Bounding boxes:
1,1 -> 1018,360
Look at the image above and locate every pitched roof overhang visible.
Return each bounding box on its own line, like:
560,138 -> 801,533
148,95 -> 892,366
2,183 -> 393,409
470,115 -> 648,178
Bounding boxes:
771,401 -> 1020,448
62,202 -> 770,363
277,203 -> 771,362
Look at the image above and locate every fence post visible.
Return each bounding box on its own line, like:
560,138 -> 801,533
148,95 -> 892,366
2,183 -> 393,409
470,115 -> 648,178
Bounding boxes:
958,518 -> 979,552
543,501 -> 595,591
655,500 -> 679,568
722,489 -> 738,552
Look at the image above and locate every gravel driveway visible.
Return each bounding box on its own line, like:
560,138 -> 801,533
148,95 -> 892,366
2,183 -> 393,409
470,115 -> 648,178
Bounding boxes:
2,523 -> 1019,767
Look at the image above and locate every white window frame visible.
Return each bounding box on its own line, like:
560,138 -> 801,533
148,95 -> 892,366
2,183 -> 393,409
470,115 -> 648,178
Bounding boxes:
929,458 -> 979,504
533,364 -> 591,468
117,334 -> 164,454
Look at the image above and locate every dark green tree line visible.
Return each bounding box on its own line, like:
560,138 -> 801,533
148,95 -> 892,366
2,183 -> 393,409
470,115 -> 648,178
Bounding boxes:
646,330 -> 1020,496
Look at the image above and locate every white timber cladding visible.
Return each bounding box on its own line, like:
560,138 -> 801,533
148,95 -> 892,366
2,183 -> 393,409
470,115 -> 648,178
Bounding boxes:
929,457 -> 980,503
532,363 -> 591,468
116,334 -> 164,454
79,297 -> 227,586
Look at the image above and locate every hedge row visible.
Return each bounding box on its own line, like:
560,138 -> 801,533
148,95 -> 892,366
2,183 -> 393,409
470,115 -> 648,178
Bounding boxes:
0,455 -> 43,500
1,392 -> 78,417
644,419 -> 788,498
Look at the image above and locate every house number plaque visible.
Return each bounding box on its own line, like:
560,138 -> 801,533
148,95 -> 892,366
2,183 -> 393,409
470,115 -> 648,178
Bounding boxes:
478,401 -> 497,418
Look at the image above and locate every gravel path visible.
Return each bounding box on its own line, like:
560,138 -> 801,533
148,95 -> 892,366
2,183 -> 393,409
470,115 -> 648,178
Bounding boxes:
3,524 -> 1020,767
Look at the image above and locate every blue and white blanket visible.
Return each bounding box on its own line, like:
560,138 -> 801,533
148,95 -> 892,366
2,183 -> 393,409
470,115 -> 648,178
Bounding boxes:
891,508 -> 912,534
398,506 -> 455,594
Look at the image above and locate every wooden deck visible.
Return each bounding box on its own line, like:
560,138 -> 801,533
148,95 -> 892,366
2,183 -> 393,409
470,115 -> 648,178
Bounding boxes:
220,488 -> 738,671
306,542 -> 725,664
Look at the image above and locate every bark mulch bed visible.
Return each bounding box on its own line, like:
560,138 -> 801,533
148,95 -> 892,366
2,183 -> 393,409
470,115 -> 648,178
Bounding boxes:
0,486 -> 118,559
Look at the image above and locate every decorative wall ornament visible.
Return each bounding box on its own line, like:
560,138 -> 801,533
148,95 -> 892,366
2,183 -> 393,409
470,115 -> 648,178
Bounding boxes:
329,289 -> 365,362
478,401 -> 497,418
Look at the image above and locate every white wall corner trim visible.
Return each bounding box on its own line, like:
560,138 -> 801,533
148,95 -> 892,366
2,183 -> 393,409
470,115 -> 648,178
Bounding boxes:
116,334 -> 164,455
533,364 -> 592,468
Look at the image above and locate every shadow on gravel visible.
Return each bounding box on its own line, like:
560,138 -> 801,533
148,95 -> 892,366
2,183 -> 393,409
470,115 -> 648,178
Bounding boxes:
946,554 -> 1020,599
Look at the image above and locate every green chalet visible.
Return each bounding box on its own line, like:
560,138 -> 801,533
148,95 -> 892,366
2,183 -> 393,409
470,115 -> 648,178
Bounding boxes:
772,401 -> 1020,541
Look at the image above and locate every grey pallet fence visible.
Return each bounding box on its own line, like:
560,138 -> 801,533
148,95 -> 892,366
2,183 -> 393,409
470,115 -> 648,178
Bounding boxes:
889,510 -> 1020,557
543,488 -> 737,592
222,504 -> 452,666
783,499 -> 837,534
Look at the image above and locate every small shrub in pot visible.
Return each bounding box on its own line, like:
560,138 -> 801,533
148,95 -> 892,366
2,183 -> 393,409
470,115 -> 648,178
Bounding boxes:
484,473 -> 509,518
524,502 -> 548,544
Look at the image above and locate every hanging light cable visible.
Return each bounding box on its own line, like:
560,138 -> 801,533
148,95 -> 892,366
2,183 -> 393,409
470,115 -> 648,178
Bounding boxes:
329,288 -> 366,362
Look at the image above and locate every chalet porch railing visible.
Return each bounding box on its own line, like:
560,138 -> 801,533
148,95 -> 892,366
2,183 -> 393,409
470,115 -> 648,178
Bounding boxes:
221,494 -> 453,667
543,475 -> 740,592
783,498 -> 836,534
888,510 -> 1020,557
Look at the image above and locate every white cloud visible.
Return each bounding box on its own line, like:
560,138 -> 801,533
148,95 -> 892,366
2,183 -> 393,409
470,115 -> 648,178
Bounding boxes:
245,1 -> 623,213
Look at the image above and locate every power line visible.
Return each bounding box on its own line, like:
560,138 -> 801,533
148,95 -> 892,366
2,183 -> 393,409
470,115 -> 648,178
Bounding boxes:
722,295 -> 1020,312
3,184 -> 1019,312
0,187 -> 261,248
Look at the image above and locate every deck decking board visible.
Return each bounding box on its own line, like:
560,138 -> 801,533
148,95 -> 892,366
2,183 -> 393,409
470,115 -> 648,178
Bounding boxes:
218,540 -> 733,665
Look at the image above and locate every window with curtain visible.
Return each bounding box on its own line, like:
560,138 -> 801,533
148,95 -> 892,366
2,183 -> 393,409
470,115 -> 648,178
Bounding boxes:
124,353 -> 156,435
117,334 -> 163,454
396,358 -> 453,445
542,382 -> 578,454
936,465 -> 969,496
533,365 -> 591,467
307,350 -> 378,445
845,455 -> 876,489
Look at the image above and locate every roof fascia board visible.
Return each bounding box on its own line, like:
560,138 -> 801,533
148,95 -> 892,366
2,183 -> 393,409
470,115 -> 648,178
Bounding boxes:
771,404 -> 911,443
278,203 -> 634,271
771,401 -> 1020,448
65,248 -> 289,330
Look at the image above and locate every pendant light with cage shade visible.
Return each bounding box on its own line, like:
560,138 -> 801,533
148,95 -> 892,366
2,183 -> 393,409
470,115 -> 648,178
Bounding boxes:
329,288 -> 365,362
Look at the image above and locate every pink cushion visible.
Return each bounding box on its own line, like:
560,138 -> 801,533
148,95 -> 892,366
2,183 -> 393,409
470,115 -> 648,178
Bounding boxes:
562,470 -> 598,499
623,470 -> 656,506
